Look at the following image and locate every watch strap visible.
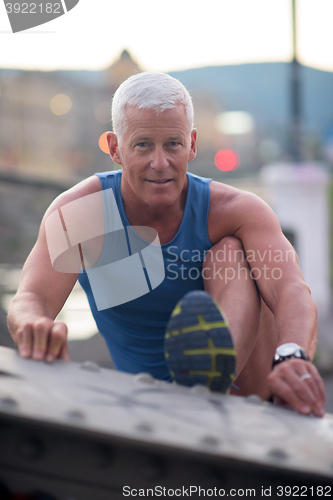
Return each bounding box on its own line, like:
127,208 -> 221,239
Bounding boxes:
272,345 -> 310,367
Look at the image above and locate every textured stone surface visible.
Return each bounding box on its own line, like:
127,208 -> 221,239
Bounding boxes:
0,346 -> 332,480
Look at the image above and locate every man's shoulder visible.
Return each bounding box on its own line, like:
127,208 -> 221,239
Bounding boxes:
69,175 -> 102,198
208,180 -> 273,243
209,180 -> 256,210
44,175 -> 102,218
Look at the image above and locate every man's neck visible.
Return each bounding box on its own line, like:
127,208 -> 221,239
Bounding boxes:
121,177 -> 188,245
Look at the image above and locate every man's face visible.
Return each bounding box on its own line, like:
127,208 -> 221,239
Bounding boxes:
108,105 -> 197,208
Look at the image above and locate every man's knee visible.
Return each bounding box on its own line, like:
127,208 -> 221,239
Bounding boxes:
204,236 -> 245,265
203,236 -> 250,285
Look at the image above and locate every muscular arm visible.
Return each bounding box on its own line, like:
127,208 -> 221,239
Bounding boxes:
7,175 -> 102,362
209,182 -> 325,416
233,192 -> 317,356
209,184 -> 316,351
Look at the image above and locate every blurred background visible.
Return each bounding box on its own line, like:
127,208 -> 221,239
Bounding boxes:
0,0 -> 333,407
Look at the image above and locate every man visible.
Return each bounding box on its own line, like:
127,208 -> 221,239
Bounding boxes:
7,72 -> 325,417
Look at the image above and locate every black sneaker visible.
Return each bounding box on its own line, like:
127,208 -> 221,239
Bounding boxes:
164,290 -> 236,393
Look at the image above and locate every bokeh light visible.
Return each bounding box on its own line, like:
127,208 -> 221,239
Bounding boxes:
215,111 -> 254,135
49,94 -> 72,116
99,132 -> 109,154
258,139 -> 280,163
214,150 -> 241,172
94,102 -> 111,124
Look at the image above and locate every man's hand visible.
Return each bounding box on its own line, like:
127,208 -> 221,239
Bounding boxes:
267,359 -> 325,417
13,318 -> 70,363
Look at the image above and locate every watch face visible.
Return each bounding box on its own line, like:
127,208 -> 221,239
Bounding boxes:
277,343 -> 300,356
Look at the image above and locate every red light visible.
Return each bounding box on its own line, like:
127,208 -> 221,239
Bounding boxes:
99,132 -> 109,155
214,150 -> 241,172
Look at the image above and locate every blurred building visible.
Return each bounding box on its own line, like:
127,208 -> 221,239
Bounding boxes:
0,49 -> 143,180
0,52 -> 274,182
0,58 -> 332,182
104,49 -> 141,89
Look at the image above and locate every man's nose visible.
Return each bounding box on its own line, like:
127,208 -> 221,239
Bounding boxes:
150,147 -> 169,170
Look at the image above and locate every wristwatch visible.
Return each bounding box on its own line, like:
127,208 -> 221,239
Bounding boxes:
272,342 -> 310,367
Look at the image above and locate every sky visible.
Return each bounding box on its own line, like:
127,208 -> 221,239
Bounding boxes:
0,0 -> 332,74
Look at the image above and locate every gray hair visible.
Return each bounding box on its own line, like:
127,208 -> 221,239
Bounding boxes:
111,72 -> 194,139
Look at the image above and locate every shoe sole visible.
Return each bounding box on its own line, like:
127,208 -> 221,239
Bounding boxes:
164,290 -> 236,392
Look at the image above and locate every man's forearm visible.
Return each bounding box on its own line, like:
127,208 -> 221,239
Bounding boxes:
273,283 -> 317,358
8,291 -> 53,340
8,290 -> 69,362
267,283 -> 325,418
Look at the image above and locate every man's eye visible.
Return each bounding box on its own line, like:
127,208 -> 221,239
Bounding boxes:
137,142 -> 148,147
169,142 -> 180,147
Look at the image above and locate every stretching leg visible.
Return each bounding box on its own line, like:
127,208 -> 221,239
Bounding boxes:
203,236 -> 278,398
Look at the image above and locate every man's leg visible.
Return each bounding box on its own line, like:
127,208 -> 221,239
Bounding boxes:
203,236 -> 278,399
165,289 -> 236,391
230,300 -> 278,399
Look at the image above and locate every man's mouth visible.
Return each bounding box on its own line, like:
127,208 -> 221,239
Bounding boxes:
147,179 -> 172,184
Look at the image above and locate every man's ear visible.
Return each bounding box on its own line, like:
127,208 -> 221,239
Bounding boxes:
106,132 -> 122,165
188,129 -> 197,162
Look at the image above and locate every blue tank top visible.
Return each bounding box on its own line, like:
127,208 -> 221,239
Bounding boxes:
78,170 -> 212,380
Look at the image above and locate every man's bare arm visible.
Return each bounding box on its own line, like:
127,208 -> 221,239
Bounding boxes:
233,192 -> 317,353
7,175 -> 101,362
209,183 -> 325,416
232,191 -> 325,415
